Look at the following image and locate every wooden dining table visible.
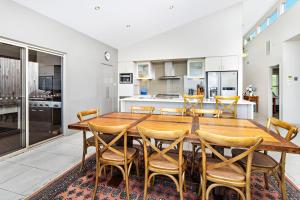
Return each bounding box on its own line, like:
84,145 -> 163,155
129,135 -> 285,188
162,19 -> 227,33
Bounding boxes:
68,112 -> 300,154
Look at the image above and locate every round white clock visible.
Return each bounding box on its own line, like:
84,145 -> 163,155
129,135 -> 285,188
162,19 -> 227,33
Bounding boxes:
104,51 -> 110,61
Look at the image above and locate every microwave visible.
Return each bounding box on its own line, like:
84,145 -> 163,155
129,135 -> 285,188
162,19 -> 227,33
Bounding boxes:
119,73 -> 133,84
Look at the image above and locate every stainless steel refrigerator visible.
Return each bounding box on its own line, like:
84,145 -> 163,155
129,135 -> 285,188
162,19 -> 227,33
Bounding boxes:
206,71 -> 238,98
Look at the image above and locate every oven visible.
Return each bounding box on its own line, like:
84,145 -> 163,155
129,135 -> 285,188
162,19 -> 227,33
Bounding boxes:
119,73 -> 133,84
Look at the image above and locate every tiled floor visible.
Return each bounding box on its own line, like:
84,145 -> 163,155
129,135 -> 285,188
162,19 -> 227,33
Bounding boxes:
0,132 -> 94,200
0,115 -> 299,200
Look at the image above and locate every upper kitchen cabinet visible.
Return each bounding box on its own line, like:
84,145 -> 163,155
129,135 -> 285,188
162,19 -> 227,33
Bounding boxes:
205,57 -> 222,71
187,59 -> 205,79
205,56 -> 239,71
136,62 -> 154,79
221,56 -> 239,71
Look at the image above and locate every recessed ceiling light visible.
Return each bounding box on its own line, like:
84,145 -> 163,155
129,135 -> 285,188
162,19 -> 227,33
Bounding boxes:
169,5 -> 174,10
126,24 -> 131,28
94,6 -> 101,11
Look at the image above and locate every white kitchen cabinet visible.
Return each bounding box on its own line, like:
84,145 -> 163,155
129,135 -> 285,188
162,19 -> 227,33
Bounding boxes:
205,56 -> 239,71
136,62 -> 154,79
221,56 -> 239,71
187,59 -> 205,79
205,57 -> 222,71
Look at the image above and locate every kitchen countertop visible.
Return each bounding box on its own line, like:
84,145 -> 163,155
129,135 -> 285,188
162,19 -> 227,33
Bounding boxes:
120,96 -> 255,105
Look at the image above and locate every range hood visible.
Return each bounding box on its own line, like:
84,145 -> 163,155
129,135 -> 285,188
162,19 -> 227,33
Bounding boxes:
159,62 -> 181,80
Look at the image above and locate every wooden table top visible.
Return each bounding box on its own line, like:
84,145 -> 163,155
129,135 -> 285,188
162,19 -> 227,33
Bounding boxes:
68,112 -> 300,154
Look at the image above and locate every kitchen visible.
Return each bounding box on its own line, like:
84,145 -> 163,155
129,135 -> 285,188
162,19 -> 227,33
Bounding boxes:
119,55 -> 255,119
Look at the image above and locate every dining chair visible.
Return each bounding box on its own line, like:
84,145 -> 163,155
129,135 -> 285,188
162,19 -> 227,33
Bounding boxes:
196,130 -> 263,200
189,109 -> 222,175
77,109 -> 100,171
214,96 -> 240,118
154,108 -> 185,150
88,123 -> 140,200
130,106 -> 155,114
137,126 -> 188,200
183,95 -> 204,116
160,107 -> 185,116
130,105 -> 155,154
232,117 -> 298,200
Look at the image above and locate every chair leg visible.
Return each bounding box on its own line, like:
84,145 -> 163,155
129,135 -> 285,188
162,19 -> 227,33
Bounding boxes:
201,177 -> 206,200
191,144 -> 196,175
179,172 -> 184,200
92,162 -> 100,200
264,172 -> 269,190
280,168 -> 287,200
124,164 -> 130,200
80,145 -> 87,172
245,185 -> 251,200
143,168 -> 149,200
134,159 -> 140,176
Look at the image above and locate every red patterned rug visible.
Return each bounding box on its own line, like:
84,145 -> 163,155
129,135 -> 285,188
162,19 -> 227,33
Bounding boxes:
27,153 -> 300,200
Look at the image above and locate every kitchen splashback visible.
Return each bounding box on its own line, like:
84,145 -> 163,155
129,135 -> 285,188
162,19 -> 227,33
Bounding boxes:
139,61 -> 186,95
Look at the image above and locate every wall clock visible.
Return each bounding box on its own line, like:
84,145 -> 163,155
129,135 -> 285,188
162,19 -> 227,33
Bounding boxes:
104,51 -> 110,61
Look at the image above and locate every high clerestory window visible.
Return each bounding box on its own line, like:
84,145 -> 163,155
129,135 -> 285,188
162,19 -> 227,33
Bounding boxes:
244,0 -> 298,45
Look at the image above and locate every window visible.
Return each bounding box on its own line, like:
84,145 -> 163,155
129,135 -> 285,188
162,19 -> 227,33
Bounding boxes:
269,11 -> 279,25
249,31 -> 257,40
260,20 -> 268,32
283,0 -> 298,12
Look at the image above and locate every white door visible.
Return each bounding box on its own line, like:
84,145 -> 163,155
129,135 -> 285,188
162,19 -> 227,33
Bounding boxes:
99,65 -> 116,114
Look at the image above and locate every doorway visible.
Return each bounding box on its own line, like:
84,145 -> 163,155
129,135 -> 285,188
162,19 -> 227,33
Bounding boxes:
270,65 -> 280,119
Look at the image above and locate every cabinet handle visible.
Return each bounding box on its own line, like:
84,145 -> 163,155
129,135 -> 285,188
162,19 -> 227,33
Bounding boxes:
32,109 -> 37,112
38,109 -> 44,112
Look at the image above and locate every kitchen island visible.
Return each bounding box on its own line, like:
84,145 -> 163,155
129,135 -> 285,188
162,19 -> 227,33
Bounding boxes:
120,96 -> 255,119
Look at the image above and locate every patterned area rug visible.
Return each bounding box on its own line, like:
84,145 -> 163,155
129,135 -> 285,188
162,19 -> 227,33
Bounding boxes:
28,153 -> 300,200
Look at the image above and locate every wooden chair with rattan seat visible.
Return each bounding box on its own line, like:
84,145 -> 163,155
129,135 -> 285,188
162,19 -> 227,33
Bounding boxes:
214,96 -> 240,118
196,130 -> 263,200
88,123 -> 140,200
155,108 -> 185,150
232,117 -> 298,200
130,106 -> 155,114
77,109 -> 102,171
137,126 -> 188,200
130,106 -> 155,153
183,95 -> 204,116
189,109 -> 222,175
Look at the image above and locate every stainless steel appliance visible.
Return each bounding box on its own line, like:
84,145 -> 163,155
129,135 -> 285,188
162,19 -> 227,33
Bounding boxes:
119,73 -> 133,84
29,100 -> 61,145
206,71 -> 238,98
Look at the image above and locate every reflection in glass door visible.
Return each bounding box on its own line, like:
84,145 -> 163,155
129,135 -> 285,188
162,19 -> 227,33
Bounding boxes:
0,42 -> 25,156
28,50 -> 62,145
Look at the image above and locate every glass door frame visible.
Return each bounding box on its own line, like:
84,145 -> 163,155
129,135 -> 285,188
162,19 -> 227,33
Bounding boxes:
0,37 -> 66,158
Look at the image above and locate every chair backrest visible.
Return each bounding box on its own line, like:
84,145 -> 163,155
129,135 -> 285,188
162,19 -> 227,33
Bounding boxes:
266,117 -> 298,165
191,109 -> 222,118
215,96 -> 240,118
131,106 -> 155,114
77,109 -> 99,121
183,95 -> 204,115
160,108 -> 185,116
88,123 -> 129,161
196,130 -> 263,181
266,117 -> 298,141
137,126 -> 188,168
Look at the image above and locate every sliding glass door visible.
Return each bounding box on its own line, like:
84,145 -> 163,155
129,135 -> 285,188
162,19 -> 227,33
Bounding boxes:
0,42 -> 26,156
28,49 -> 62,145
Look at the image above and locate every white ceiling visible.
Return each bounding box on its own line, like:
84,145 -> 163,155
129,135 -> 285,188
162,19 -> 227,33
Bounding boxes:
13,0 -> 243,48
13,0 -> 278,48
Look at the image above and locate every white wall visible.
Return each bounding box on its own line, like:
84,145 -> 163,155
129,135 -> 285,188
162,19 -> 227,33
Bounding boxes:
118,4 -> 243,97
0,0 -> 118,134
243,1 -> 300,125
282,40 -> 300,124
